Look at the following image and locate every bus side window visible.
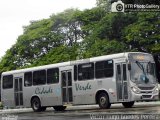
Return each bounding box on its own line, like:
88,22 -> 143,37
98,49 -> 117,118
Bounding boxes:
116,65 -> 121,81
117,65 -> 121,75
74,65 -> 77,81
78,63 -> 94,81
33,70 -> 46,85
47,68 -> 59,84
24,72 -> 32,87
2,75 -> 13,89
123,64 -> 127,81
95,60 -> 113,79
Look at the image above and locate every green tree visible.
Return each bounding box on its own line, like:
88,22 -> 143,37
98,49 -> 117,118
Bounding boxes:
83,39 -> 127,58
50,9 -> 84,46
1,5 -> 160,74
0,9 -> 83,72
123,12 -> 160,53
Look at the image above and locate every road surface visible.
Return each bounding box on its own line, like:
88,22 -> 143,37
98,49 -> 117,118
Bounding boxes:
0,102 -> 160,120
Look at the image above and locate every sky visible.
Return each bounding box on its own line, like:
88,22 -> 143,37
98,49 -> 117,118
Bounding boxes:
0,0 -> 96,58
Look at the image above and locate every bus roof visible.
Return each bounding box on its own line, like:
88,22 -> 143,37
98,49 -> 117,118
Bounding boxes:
1,52 -> 151,76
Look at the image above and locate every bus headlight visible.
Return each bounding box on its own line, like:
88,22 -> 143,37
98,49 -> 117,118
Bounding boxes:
131,86 -> 140,94
153,87 -> 159,94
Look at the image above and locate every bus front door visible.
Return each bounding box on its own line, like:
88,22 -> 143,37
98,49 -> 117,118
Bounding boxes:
14,77 -> 23,107
61,70 -> 73,104
116,63 -> 128,101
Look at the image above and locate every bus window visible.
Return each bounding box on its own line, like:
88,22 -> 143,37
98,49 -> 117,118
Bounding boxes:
78,63 -> 94,81
95,60 -> 113,78
33,70 -> 46,85
24,72 -> 32,86
123,64 -> 127,81
2,75 -> 13,89
47,68 -> 59,84
74,65 -> 77,81
62,72 -> 66,86
117,65 -> 121,75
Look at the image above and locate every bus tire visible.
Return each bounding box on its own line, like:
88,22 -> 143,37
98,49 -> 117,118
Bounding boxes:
31,97 -> 42,112
98,92 -> 111,109
122,101 -> 134,108
53,106 -> 67,111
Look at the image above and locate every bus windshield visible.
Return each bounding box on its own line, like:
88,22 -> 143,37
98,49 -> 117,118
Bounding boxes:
131,61 -> 157,84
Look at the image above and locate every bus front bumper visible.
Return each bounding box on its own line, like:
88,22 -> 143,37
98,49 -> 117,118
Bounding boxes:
131,92 -> 159,101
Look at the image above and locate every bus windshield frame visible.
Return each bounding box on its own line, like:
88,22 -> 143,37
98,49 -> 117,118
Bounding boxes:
128,53 -> 157,84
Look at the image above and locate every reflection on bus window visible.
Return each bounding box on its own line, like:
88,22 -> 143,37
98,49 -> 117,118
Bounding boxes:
131,62 -> 156,84
24,72 -> 32,86
78,63 -> 94,81
95,60 -> 113,78
33,70 -> 46,85
3,75 -> 13,89
47,68 -> 59,84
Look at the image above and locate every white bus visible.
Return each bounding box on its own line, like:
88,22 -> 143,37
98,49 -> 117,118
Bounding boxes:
1,52 -> 159,112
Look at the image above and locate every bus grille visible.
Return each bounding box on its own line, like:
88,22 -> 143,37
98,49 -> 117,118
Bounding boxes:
141,91 -> 152,94
138,86 -> 154,90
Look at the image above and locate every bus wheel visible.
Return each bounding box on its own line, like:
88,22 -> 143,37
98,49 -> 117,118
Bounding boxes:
98,93 -> 111,109
122,101 -> 134,108
53,106 -> 67,111
31,97 -> 42,112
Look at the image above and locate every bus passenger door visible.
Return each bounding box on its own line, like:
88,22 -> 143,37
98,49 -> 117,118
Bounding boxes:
61,70 -> 73,104
14,77 -> 23,107
116,63 -> 128,101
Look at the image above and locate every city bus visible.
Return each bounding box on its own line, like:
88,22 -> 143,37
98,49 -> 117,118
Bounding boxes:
1,52 -> 159,112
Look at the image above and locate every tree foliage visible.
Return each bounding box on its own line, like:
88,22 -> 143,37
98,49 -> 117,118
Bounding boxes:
123,12 -> 160,52
0,5 -> 160,74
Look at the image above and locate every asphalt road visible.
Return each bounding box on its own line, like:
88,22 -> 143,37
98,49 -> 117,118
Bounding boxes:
0,102 -> 160,120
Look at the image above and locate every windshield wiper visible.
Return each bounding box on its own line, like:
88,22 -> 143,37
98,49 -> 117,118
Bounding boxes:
135,61 -> 149,83
135,61 -> 145,74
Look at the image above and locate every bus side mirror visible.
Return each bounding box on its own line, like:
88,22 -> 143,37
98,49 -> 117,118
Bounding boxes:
128,64 -> 131,70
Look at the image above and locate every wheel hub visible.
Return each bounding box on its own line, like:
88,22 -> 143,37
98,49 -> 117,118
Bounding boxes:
100,97 -> 106,105
33,101 -> 39,110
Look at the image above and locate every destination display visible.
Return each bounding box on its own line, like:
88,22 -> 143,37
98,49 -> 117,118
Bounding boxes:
129,53 -> 154,62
